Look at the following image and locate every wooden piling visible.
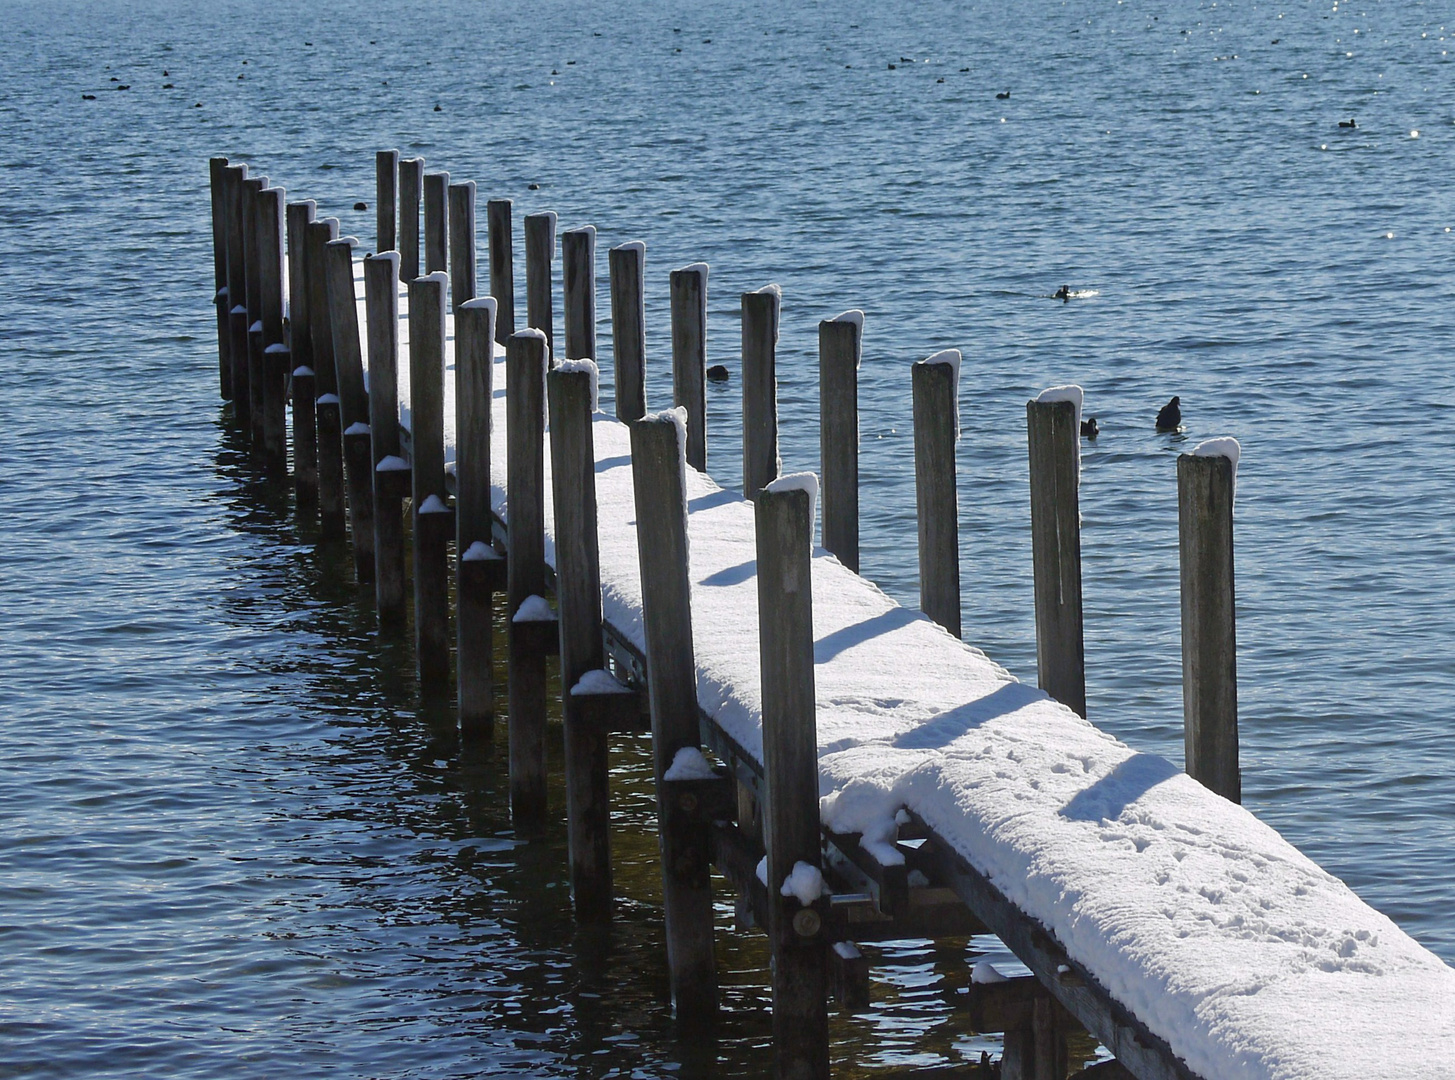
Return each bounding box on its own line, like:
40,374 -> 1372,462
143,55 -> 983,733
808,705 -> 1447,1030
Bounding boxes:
742,285 -> 782,500
549,363 -> 613,920
609,241 -> 646,420
365,252 -> 407,626
222,164 -> 250,428
286,200 -> 317,507
306,217 -> 345,540
629,410 -> 718,1020
241,174 -> 267,450
456,297 -> 500,737
819,312 -> 862,573
209,156 -> 230,400
487,198 -> 515,344
562,226 -> 596,362
913,353 -> 962,638
755,479 -> 829,1080
524,212 -> 556,356
1178,449 -> 1240,804
423,170 -> 449,275
506,330 -> 550,827
411,272 -> 452,693
448,180 -> 476,310
376,149 -> 398,255
323,236 -> 375,581
399,156 -> 423,281
670,264 -> 708,472
1027,397 -> 1086,717
257,186 -> 288,478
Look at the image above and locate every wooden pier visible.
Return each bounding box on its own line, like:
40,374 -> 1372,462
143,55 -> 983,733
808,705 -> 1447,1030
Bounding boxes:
205,153 -> 1455,1080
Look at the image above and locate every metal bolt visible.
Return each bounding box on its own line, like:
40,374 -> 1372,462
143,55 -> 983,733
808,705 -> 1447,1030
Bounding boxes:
792,908 -> 821,938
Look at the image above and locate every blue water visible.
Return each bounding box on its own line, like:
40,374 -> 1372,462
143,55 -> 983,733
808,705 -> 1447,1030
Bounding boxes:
3,0 -> 1453,1074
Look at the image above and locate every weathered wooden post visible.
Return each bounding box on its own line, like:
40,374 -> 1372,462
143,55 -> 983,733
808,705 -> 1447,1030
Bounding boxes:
456,297 -> 501,737
257,186 -> 288,478
365,251 -> 407,627
306,217 -> 345,539
411,272 -> 452,693
819,310 -> 862,573
488,198 -> 515,344
562,225 -> 595,362
742,284 -> 782,500
241,174 -> 268,451
913,351 -> 961,638
1027,386 -> 1086,717
376,149 -> 398,254
399,156 -> 423,281
629,408 -> 718,1020
286,200 -> 317,506
670,263 -> 708,471
209,156 -> 231,400
222,164 -> 250,428
1179,440 -> 1241,803
448,180 -> 476,310
423,170 -> 449,275
549,361 -> 615,921
755,473 -> 829,1080
524,211 -> 556,355
506,329 -> 552,827
324,236 -> 375,581
609,241 -> 646,420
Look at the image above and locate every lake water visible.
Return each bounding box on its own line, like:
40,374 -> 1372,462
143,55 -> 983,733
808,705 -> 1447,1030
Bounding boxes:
3,0 -> 1453,1074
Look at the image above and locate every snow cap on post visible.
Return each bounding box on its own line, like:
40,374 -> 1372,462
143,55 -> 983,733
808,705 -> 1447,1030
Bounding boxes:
764,471 -> 819,546
919,349 -> 962,438
1193,436 -> 1241,500
832,309 -> 865,369
1036,383 -> 1084,474
555,358 -> 600,414
755,282 -> 782,341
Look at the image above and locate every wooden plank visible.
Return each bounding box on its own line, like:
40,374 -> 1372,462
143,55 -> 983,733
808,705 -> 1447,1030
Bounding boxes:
755,482 -> 829,1080
306,217 -> 344,540
1178,453 -> 1239,803
670,263 -> 707,471
208,156 -> 230,400
913,358 -> 961,638
741,288 -> 781,500
456,298 -> 497,736
222,164 -> 250,427
323,235 -> 374,580
447,180 -> 476,310
257,186 -> 288,478
549,365 -> 613,920
365,252 -> 406,626
410,272 -> 450,692
629,412 -> 718,1021
399,156 -> 422,281
241,175 -> 267,450
1027,399 -> 1086,717
524,212 -> 556,357
423,170 -> 449,275
487,198 -> 515,344
819,314 -> 861,573
608,241 -> 646,420
376,149 -> 398,255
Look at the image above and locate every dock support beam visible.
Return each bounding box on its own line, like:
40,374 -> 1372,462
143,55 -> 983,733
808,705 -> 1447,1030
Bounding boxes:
423,170 -> 449,275
755,480 -> 828,1080
448,180 -> 477,310
506,330 -> 550,828
1178,451 -> 1240,803
222,164 -> 250,429
609,241 -> 646,420
488,198 -> 515,344
819,312 -> 862,573
258,186 -> 288,479
456,298 -> 499,738
365,252 -> 406,627
550,364 -> 613,921
524,212 -> 556,356
1027,397 -> 1086,717
208,156 -> 230,400
306,217 -> 344,540
286,200 -> 317,506
324,236 -> 375,583
376,149 -> 398,255
242,175 -> 267,452
913,355 -> 961,638
399,157 -> 422,282
562,226 -> 596,361
411,272 -> 451,694
742,286 -> 781,500
670,264 -> 708,472
631,410 -> 718,1021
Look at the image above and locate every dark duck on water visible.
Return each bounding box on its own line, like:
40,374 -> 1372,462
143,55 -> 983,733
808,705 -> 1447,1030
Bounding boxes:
1155,396 -> 1182,432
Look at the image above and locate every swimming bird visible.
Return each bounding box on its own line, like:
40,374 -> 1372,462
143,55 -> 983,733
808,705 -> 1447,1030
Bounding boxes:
706,364 -> 730,382
1155,396 -> 1181,432
527,182 -> 540,190
353,201 -> 367,211
1054,285 -> 1071,302
1081,416 -> 1099,439
1338,118 -> 1357,128
81,93 -> 95,100
996,90 -> 1011,99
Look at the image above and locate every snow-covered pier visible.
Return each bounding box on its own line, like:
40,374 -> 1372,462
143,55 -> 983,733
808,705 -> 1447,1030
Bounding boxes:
208,153 -> 1455,1080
